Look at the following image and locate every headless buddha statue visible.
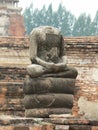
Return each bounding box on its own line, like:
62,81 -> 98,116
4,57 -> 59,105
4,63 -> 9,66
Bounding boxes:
27,26 -> 78,78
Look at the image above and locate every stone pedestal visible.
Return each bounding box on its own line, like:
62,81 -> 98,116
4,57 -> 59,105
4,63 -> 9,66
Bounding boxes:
23,77 -> 77,117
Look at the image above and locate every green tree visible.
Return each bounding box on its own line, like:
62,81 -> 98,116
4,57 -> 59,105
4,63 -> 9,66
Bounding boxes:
23,4 -> 34,34
45,4 -> 53,25
85,15 -> 94,36
72,13 -> 92,36
23,3 -> 75,36
32,6 -> 47,27
92,10 -> 98,35
53,4 -> 76,36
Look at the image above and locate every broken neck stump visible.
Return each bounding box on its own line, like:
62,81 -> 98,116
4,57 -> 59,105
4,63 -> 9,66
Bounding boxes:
23,26 -> 78,118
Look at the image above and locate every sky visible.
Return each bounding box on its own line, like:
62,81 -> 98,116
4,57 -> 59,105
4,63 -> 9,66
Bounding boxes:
18,0 -> 98,19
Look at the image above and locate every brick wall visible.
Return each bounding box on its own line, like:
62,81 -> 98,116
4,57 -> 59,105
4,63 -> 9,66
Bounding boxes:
0,7 -> 25,36
0,36 -> 98,119
64,37 -> 98,119
0,36 -> 30,116
0,116 -> 97,130
8,14 -> 25,36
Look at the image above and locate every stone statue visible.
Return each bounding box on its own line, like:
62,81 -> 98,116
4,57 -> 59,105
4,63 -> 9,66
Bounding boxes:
23,26 -> 78,117
27,26 -> 78,79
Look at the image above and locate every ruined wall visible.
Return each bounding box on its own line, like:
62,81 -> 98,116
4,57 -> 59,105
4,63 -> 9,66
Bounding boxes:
0,7 -> 25,36
0,36 -> 98,119
0,36 -> 30,69
0,7 -> 10,36
64,37 -> 98,119
0,37 -> 30,116
8,14 -> 25,36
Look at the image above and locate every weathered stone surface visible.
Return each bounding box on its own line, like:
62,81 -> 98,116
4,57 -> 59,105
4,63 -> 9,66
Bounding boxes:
25,108 -> 71,118
0,82 -> 23,98
69,125 -> 91,130
0,37 -> 30,68
78,97 -> 98,120
0,126 -> 14,130
30,124 -> 55,130
41,67 -> 78,78
9,14 -> 25,36
24,26 -> 78,118
30,26 -> 62,62
55,125 -> 69,130
0,116 -> 91,126
90,120 -> 98,126
23,78 -> 76,94
91,126 -> 98,130
0,0 -> 25,36
27,64 -> 78,78
0,67 -> 27,82
0,116 -> 98,130
14,126 -> 29,130
49,114 -> 74,118
0,98 -> 24,111
48,117 -> 90,125
28,26 -> 78,78
24,94 -> 73,109
0,111 -> 24,117
0,124 -> 55,130
1,35 -> 98,118
26,64 -> 45,78
0,81 -> 24,115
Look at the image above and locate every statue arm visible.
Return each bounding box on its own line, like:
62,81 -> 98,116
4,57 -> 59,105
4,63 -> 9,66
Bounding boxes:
29,33 -> 38,62
35,56 -> 67,72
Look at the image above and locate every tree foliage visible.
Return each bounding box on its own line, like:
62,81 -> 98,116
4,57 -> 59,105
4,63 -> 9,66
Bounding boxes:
92,10 -> 98,35
23,3 -> 98,36
23,4 -> 33,34
72,13 -> 92,36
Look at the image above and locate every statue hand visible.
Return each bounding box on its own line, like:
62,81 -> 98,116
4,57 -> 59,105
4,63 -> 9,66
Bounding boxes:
34,56 -> 67,72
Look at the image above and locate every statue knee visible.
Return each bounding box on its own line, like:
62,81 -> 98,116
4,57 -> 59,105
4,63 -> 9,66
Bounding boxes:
68,67 -> 78,78
27,64 -> 45,78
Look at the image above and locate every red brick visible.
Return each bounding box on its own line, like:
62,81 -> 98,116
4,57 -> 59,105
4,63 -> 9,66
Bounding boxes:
69,125 -> 91,130
91,126 -> 98,130
0,36 -> 98,118
30,124 -> 55,130
14,126 -> 29,130
44,124 -> 55,130
0,126 -> 14,130
56,125 -> 69,130
30,125 -> 42,130
9,14 -> 25,36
